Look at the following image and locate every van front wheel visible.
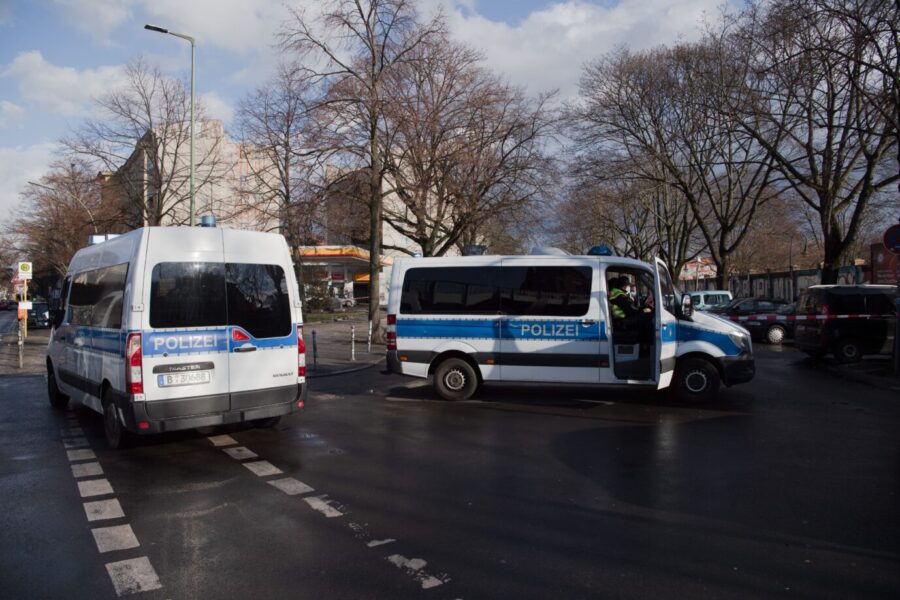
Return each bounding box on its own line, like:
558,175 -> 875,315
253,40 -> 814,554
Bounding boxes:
433,358 -> 478,401
673,358 -> 720,404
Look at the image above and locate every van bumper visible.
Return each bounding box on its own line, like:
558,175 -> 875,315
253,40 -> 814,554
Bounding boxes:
118,383 -> 307,434
719,355 -> 755,386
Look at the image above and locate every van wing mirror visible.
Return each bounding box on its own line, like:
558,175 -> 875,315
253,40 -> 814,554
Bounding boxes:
680,294 -> 693,319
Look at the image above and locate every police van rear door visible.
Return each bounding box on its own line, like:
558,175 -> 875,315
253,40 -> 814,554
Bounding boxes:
499,257 -> 601,383
224,232 -> 297,407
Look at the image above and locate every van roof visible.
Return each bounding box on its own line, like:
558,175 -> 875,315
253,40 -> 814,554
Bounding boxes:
396,254 -> 655,269
807,284 -> 896,290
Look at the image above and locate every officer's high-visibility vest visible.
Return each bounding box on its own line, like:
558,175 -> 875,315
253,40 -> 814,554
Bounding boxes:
609,288 -> 627,318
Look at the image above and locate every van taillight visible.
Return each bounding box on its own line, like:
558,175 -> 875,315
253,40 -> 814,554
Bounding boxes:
821,304 -> 830,316
387,314 -> 397,351
125,333 -> 143,394
297,324 -> 306,377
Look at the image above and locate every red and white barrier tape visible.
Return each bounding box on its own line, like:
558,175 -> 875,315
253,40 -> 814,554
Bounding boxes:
725,314 -> 893,322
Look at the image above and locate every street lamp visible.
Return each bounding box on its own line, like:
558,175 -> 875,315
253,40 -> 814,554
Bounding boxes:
144,23 -> 196,226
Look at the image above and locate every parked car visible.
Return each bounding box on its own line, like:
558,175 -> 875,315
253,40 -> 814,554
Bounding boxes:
1,299 -> 17,311
710,297 -> 793,344
27,301 -> 50,328
688,290 -> 733,311
794,285 -> 897,363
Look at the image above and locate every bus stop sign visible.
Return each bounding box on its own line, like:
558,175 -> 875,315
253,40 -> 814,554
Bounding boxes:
884,224 -> 900,255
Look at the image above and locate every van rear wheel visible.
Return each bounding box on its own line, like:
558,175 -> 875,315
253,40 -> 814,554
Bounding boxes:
47,363 -> 69,409
433,358 -> 478,401
103,390 -> 130,449
834,339 -> 862,364
673,357 -> 720,404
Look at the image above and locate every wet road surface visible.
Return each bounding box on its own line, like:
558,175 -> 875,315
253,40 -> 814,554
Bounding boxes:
0,345 -> 898,598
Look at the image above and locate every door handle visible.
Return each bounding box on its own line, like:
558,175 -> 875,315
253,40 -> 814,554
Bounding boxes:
580,319 -> 597,326
234,346 -> 257,353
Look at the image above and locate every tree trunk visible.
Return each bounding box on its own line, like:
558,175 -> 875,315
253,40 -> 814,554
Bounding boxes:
715,257 -> 729,291
368,131 -> 383,340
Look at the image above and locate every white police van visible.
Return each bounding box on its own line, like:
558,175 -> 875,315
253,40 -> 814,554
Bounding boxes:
46,226 -> 307,448
385,251 -> 754,402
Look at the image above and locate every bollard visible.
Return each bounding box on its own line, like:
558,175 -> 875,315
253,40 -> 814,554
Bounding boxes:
18,320 -> 24,369
351,324 -> 356,362
367,320 -> 372,354
311,330 -> 318,372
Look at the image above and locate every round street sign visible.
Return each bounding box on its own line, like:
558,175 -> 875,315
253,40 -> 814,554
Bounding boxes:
884,224 -> 900,255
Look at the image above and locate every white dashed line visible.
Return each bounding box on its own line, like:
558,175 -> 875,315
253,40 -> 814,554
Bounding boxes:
67,448 -> 97,462
222,446 -> 258,460
92,524 -> 141,553
303,495 -> 343,518
71,462 -> 104,478
105,557 -> 163,596
83,499 -> 125,522
78,478 -> 114,498
207,434 -> 238,447
63,437 -> 89,449
61,428 -> 84,436
367,538 -> 396,548
387,554 -> 446,589
267,477 -> 315,496
242,460 -> 283,477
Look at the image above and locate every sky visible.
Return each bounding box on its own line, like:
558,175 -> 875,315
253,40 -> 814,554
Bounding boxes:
0,0 -> 722,227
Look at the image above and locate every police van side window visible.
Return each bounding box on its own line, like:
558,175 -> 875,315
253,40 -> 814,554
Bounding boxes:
68,272 -> 93,326
91,263 -> 128,329
501,266 -> 591,317
150,263 -> 227,329
401,267 -> 501,314
226,263 -> 292,338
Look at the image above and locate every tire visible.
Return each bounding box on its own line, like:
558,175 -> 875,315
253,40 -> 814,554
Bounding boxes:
765,325 -> 786,345
47,363 -> 69,409
433,357 -> 479,401
252,416 -> 282,428
673,357 -> 721,404
834,339 -> 862,364
103,389 -> 130,449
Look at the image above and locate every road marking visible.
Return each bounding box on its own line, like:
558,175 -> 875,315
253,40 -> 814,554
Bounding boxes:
207,434 -> 238,447
242,460 -> 283,477
61,427 -> 84,436
267,477 -> 315,496
84,499 -> 125,522
67,448 -> 97,462
304,495 -> 343,518
78,478 -> 114,498
367,539 -> 396,547
92,524 -> 140,553
387,554 -> 446,589
222,446 -> 258,460
63,437 -> 89,449
71,462 -> 104,478
105,557 -> 163,596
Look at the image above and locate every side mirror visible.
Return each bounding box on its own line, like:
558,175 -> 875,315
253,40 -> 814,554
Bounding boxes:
680,294 -> 693,319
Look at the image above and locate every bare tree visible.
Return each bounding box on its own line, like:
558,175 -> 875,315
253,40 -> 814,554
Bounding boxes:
728,0 -> 898,283
380,35 -> 557,257
280,0 -> 442,334
64,57 -> 228,227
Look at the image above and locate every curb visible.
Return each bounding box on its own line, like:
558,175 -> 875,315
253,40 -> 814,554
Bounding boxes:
308,358 -> 385,379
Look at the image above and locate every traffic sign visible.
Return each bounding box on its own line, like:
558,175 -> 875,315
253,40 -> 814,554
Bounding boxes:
884,223 -> 900,255
17,261 -> 33,280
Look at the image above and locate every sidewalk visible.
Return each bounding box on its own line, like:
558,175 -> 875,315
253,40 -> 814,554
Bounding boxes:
0,311 -> 386,378
0,325 -> 49,376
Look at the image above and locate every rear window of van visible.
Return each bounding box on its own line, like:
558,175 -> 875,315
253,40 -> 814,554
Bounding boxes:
150,262 -> 291,337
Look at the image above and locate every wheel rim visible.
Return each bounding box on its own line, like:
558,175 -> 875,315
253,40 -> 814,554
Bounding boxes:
841,343 -> 859,360
684,369 -> 708,393
444,368 -> 466,391
768,327 -> 784,343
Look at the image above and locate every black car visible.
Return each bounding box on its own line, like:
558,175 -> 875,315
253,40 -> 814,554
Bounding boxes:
27,302 -> 50,329
794,285 -> 896,363
710,297 -> 794,344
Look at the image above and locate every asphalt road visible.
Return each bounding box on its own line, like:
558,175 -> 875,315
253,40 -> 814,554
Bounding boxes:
0,345 -> 898,599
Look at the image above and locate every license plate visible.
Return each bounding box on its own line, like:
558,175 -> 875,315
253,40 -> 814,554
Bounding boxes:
157,371 -> 211,387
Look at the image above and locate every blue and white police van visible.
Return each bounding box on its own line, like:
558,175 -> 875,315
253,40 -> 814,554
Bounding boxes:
385,250 -> 754,402
46,226 -> 307,448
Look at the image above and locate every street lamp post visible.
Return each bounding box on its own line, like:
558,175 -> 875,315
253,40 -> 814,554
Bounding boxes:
27,179 -> 98,234
144,24 -> 196,226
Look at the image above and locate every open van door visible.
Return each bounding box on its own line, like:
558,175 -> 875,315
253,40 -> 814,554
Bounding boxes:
654,258 -> 678,389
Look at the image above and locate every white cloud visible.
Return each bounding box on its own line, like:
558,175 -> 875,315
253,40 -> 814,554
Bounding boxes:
0,100 -> 25,128
444,0 -> 720,97
52,0 -> 132,42
201,91 -> 234,124
0,142 -> 59,226
1,51 -> 126,117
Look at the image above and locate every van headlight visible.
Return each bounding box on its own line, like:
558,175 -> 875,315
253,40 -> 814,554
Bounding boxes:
729,330 -> 751,354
